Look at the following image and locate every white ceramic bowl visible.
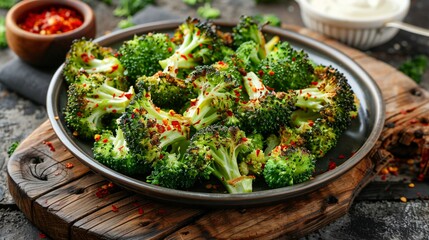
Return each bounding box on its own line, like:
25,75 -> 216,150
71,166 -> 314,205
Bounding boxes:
296,0 -> 410,49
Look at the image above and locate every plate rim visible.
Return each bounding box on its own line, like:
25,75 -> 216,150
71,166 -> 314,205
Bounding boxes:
46,20 -> 385,206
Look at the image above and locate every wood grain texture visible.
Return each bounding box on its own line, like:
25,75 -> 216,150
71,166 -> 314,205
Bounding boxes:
8,26 -> 429,239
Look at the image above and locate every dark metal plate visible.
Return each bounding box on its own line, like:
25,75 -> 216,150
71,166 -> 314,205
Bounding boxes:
46,20 -> 385,206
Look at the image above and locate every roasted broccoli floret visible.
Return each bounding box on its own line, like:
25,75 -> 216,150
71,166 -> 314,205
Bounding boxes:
263,145 -> 316,188
233,15 -> 267,59
147,152 -> 198,189
63,39 -> 125,83
184,61 -> 242,130
184,125 -> 254,193
64,74 -> 135,139
136,71 -> 197,113
118,90 -> 191,165
234,92 -> 295,136
288,65 -> 357,157
259,41 -> 314,91
232,41 -> 264,73
118,33 -> 176,81
93,126 -> 149,176
159,17 -> 225,78
239,133 -> 267,176
294,65 -> 357,133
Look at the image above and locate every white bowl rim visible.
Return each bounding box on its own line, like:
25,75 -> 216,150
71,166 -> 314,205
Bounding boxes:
297,0 -> 410,26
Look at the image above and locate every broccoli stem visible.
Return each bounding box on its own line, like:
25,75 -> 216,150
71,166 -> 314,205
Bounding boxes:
209,144 -> 253,193
111,128 -> 129,158
243,72 -> 268,100
160,29 -> 209,76
87,84 -> 133,111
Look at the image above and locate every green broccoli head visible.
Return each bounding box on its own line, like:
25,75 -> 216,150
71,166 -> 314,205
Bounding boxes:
232,41 -> 264,73
239,133 -> 267,176
63,39 -> 124,84
294,65 -> 357,133
147,152 -> 198,189
118,90 -> 191,165
263,145 -> 316,188
233,15 -> 267,59
159,17 -> 225,78
234,92 -> 295,136
64,74 -> 135,139
259,41 -> 315,91
136,71 -> 197,113
184,124 -> 255,193
93,127 -> 150,176
184,62 -> 243,130
118,33 -> 176,81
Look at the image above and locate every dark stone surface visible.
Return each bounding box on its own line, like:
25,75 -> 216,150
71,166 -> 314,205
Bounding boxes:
1,0 -> 428,239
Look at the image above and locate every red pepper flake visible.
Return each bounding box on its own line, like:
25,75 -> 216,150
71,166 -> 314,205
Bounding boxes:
292,57 -> 296,61
102,138 -> 109,143
112,109 -> 117,114
188,53 -> 194,58
110,64 -> 119,73
328,161 -> 337,170
241,137 -> 248,142
311,81 -> 318,86
19,6 -> 83,35
43,141 -> 55,152
400,109 -> 407,115
308,120 -> 314,127
380,175 -> 387,181
256,149 -> 261,157
180,54 -> 188,60
138,207 -> 144,215
39,232 -> 47,239
168,47 -> 173,52
112,205 -> 119,212
338,154 -> 345,159
196,30 -> 201,36
65,162 -> 74,169
258,69 -> 264,77
226,110 -> 233,117
268,70 -> 275,76
77,111 -> 83,117
157,124 -> 166,133
171,120 -> 182,131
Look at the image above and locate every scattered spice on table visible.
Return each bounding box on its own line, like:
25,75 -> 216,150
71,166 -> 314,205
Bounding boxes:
65,162 -> 74,169
42,140 -> 55,152
112,204 -> 119,212
19,6 -> 83,35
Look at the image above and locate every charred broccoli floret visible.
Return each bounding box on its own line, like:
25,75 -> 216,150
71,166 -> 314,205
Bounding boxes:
64,74 -> 135,139
118,90 -> 191,165
259,41 -> 314,91
159,17 -> 225,78
263,145 -> 316,188
234,92 -> 295,136
136,71 -> 197,113
93,126 -> 149,176
63,39 -> 124,84
147,152 -> 198,189
239,133 -> 267,176
118,33 -> 176,81
233,15 -> 267,59
184,61 -> 243,130
184,125 -> 255,193
288,65 -> 357,157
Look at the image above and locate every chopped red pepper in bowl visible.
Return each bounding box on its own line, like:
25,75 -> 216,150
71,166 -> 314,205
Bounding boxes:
19,6 -> 84,35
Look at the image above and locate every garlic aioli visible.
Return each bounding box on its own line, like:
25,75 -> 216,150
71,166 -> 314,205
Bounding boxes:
309,0 -> 400,20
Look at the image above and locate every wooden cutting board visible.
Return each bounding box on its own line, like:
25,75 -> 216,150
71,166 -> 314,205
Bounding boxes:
7,26 -> 429,240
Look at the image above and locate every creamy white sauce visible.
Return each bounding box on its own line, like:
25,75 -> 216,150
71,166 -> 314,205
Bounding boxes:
309,0 -> 400,20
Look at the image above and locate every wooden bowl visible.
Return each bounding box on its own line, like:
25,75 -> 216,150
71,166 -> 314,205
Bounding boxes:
5,0 -> 96,67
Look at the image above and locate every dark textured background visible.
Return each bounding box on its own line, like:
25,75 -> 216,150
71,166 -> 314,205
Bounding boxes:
1,0 -> 428,239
